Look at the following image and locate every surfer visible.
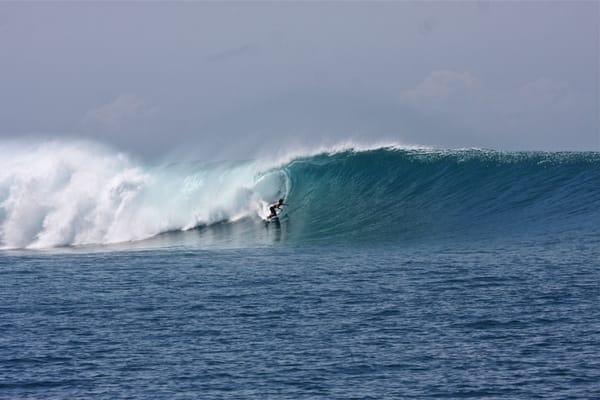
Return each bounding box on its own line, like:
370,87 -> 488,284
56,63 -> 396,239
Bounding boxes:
267,198 -> 286,219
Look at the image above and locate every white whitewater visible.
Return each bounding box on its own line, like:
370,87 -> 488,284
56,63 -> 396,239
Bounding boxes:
0,141 -> 288,249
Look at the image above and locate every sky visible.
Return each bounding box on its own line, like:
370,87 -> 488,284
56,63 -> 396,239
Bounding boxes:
0,1 -> 598,159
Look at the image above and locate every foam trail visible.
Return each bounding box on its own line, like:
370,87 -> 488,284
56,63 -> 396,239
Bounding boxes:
0,141 -> 287,249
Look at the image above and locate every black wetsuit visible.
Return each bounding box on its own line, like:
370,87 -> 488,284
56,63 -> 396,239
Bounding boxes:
269,205 -> 278,218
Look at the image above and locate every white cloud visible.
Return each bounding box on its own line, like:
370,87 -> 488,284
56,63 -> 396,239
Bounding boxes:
401,70 -> 481,104
83,94 -> 156,130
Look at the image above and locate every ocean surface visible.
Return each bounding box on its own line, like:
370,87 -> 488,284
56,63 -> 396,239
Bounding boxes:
1,145 -> 599,398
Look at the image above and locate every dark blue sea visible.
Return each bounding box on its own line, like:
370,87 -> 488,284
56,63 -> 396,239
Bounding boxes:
1,147 -> 599,398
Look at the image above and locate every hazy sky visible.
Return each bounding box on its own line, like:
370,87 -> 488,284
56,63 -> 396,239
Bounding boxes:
1,1 -> 598,159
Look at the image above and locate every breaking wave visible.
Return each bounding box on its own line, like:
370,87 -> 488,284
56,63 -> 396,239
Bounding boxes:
0,141 -> 598,249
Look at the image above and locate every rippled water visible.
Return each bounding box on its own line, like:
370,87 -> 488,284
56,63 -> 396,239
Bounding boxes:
2,237 -> 598,399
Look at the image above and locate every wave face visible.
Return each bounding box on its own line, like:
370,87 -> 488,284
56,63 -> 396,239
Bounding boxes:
0,141 -> 598,249
281,149 -> 599,244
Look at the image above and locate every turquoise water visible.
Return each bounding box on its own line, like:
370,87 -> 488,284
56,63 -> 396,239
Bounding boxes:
1,147 -> 599,398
